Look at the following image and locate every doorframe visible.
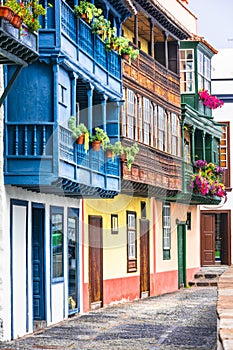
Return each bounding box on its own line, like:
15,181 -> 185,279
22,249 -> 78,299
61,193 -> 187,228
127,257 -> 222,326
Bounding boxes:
88,215 -> 103,309
10,199 -> 29,339
32,202 -> 46,324
177,221 -> 187,288
139,219 -> 150,298
200,210 -> 231,265
67,207 -> 80,315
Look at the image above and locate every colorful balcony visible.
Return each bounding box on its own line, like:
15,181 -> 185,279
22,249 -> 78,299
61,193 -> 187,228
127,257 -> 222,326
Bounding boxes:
121,140 -> 183,198
39,1 -> 122,96
4,122 -> 120,198
0,18 -> 38,66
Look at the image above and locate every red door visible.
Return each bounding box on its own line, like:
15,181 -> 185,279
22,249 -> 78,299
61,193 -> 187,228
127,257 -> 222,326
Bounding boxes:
88,216 -> 103,308
140,219 -> 150,297
201,214 -> 215,265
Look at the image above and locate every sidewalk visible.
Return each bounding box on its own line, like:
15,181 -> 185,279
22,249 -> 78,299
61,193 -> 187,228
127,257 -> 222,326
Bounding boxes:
0,287 -> 217,350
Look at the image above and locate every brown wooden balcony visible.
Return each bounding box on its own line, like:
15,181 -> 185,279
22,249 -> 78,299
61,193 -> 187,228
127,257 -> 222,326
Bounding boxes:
121,140 -> 182,198
123,49 -> 181,109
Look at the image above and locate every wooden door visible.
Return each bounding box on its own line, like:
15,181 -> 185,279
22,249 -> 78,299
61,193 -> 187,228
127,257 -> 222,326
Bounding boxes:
201,214 -> 215,265
221,213 -> 229,265
177,224 -> 186,288
88,216 -> 103,308
140,219 -> 150,297
32,207 -> 45,321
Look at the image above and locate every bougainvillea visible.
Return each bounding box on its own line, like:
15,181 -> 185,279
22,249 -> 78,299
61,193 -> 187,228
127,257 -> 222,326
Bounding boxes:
191,160 -> 226,198
198,90 -> 224,110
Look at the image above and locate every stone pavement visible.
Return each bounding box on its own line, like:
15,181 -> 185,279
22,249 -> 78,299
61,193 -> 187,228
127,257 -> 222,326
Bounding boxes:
0,287 -> 217,350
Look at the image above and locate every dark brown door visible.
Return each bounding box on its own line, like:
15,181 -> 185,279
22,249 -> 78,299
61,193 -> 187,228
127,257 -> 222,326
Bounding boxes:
140,219 -> 150,297
88,216 -> 103,308
201,214 -> 215,265
221,213 -> 229,265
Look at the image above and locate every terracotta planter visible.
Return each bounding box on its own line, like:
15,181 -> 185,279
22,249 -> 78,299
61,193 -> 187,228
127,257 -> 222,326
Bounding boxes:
0,6 -> 14,21
76,134 -> 85,145
91,140 -> 101,151
106,150 -> 113,158
80,13 -> 90,23
10,13 -> 23,29
120,153 -> 127,162
122,54 -> 129,60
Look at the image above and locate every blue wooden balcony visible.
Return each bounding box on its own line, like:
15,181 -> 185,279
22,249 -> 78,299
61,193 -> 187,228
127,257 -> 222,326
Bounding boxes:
0,18 -> 38,66
39,1 -> 122,96
4,122 -> 120,198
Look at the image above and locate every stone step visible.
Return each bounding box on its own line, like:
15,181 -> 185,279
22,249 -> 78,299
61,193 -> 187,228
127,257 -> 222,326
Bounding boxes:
194,272 -> 221,279
188,278 -> 219,287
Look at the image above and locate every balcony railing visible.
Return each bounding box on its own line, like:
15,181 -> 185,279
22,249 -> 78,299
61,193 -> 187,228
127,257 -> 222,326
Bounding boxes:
60,1 -> 121,81
4,122 -> 120,198
0,18 -> 38,65
124,49 -> 180,108
121,140 -> 183,197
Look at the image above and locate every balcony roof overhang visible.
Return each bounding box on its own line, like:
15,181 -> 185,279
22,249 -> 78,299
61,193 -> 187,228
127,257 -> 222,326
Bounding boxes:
134,0 -> 191,41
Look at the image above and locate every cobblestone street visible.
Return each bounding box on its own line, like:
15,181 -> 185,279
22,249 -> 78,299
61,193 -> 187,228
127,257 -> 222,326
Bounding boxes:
0,287 -> 217,350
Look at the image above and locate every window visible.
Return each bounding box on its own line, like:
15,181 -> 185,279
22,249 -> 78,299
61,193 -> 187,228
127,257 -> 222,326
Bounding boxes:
121,88 -> 126,136
127,89 -> 135,139
111,214 -> 118,234
158,106 -> 165,151
180,49 -> 195,93
143,97 -> 151,145
127,211 -> 137,272
138,97 -> 143,142
141,201 -> 146,219
163,202 -> 171,260
59,84 -> 67,106
153,104 -> 158,148
171,113 -> 180,156
197,50 -> 211,91
51,207 -> 64,280
220,122 -> 230,188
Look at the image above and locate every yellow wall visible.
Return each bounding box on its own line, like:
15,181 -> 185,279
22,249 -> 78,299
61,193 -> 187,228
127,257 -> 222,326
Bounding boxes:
122,24 -> 149,54
84,196 -> 200,283
84,195 -> 151,282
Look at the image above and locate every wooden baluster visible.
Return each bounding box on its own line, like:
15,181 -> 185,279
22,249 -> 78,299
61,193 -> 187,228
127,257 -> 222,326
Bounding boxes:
33,125 -> 37,156
42,125 -> 46,155
24,125 -> 28,156
15,125 -> 18,156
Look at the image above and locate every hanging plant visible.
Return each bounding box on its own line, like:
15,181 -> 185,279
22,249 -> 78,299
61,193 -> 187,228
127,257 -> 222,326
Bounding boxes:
198,90 -> 224,110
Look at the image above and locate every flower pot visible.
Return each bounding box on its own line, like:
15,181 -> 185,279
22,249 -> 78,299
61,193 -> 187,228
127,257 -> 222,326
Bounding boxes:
92,140 -> 101,151
106,150 -> 113,158
120,153 -> 127,162
80,13 -> 90,23
122,54 -> 129,60
76,134 -> 85,145
0,6 -> 14,21
10,13 -> 23,29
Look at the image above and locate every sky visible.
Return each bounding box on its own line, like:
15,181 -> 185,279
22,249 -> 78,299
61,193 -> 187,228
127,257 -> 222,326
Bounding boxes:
188,0 -> 233,49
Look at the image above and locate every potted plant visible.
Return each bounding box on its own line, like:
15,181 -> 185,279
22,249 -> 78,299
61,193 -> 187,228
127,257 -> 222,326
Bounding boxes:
121,45 -> 139,62
74,1 -> 102,23
0,3 -> 14,22
68,117 -> 89,151
90,127 -> 110,151
103,140 -> 124,160
5,0 -> 46,31
91,15 -> 112,41
122,143 -> 139,170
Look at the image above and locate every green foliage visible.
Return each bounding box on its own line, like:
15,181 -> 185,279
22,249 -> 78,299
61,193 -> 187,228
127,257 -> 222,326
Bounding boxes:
5,0 -> 46,31
90,127 -> 110,146
68,116 -> 88,139
74,1 -> 102,22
